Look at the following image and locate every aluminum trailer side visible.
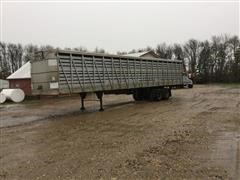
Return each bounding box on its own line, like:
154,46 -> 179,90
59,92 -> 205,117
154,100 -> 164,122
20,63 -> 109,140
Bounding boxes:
31,50 -> 183,110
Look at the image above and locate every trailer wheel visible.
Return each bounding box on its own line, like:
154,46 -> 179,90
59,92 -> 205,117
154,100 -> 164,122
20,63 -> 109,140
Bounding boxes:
149,89 -> 162,101
154,93 -> 162,101
188,84 -> 193,88
133,91 -> 144,101
162,89 -> 171,100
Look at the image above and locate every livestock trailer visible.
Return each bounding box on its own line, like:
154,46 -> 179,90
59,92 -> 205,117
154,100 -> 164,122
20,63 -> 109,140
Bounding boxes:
31,50 -> 183,111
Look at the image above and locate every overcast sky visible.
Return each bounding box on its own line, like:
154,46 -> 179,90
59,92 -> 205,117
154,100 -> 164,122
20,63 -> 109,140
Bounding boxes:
1,1 -> 239,53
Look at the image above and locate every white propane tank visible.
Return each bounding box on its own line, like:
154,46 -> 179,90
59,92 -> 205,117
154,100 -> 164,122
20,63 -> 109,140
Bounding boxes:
0,93 -> 6,103
1,89 -> 25,103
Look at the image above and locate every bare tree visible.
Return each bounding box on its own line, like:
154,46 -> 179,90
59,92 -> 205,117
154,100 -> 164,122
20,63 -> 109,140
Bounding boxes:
210,35 -> 229,82
156,43 -> 173,59
7,43 -> 24,73
129,49 -> 137,54
228,35 -> 240,82
0,42 -> 9,79
94,47 -> 105,54
184,39 -> 200,81
172,44 -> 186,71
39,45 -> 54,51
23,44 -> 39,63
197,40 -> 211,83
73,46 -> 88,52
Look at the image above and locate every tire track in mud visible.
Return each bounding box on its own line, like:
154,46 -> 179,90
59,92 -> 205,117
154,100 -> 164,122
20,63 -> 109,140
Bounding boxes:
111,86 -> 240,179
236,101 -> 240,108
191,98 -> 207,108
110,109 -> 231,179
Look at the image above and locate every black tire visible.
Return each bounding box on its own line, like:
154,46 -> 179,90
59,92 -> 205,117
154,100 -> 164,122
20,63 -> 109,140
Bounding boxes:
152,89 -> 162,101
154,93 -> 162,101
133,91 -> 144,101
162,89 -> 170,100
149,89 -> 162,101
133,93 -> 140,101
188,84 -> 193,88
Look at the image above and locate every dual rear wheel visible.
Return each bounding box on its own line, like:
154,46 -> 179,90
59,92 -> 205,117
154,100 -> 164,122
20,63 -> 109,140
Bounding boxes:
133,88 -> 171,101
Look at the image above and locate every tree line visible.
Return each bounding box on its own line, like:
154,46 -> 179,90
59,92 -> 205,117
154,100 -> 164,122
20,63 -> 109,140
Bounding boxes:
119,34 -> 240,83
0,34 -> 239,83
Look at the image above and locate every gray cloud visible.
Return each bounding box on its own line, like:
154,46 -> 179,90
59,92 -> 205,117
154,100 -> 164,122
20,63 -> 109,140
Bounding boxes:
2,1 -> 239,53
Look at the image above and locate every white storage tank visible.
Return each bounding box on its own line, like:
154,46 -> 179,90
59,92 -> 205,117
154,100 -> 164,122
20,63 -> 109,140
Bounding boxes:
1,89 -> 25,103
0,93 -> 6,103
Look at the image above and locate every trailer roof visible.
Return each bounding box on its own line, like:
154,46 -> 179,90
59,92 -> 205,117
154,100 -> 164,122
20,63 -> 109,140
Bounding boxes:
53,49 -> 182,63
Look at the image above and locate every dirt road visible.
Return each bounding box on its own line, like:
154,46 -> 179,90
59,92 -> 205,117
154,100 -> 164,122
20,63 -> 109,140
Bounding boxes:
0,85 -> 240,179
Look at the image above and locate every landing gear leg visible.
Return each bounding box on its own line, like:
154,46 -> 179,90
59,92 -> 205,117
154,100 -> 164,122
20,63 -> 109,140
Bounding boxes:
80,92 -> 87,111
96,92 -> 104,111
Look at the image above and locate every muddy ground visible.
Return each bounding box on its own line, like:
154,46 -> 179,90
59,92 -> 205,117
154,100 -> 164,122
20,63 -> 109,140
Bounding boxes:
0,84 -> 240,179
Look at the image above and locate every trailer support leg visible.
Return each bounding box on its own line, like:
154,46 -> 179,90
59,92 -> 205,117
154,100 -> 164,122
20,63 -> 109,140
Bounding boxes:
80,93 -> 87,111
96,92 -> 104,111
